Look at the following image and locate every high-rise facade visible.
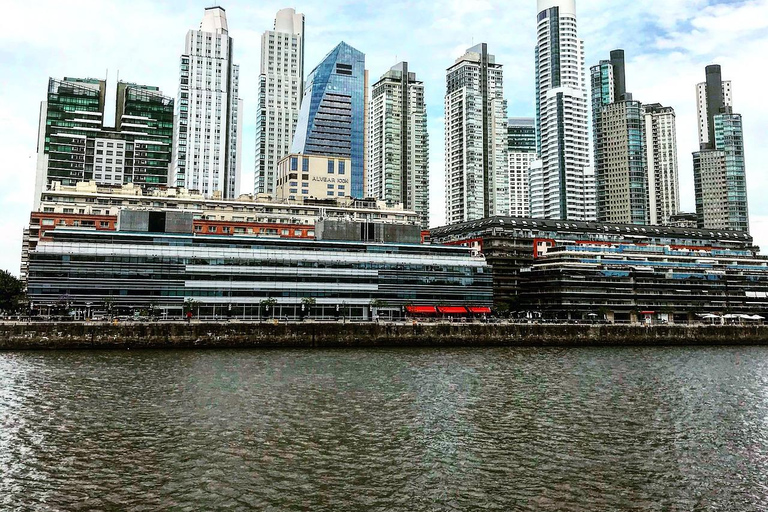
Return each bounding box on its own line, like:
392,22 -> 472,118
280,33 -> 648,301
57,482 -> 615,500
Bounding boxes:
643,103 -> 679,225
33,77 -> 173,208
173,7 -> 242,199
697,68 -> 732,149
590,50 -> 647,225
693,65 -> 748,232
532,0 -> 594,221
507,118 -> 536,217
368,62 -> 429,228
254,8 -> 304,196
291,42 -> 368,198
444,43 -> 509,225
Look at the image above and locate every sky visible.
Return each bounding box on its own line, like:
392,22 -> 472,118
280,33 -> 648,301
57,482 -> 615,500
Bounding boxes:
1,0 -> 767,276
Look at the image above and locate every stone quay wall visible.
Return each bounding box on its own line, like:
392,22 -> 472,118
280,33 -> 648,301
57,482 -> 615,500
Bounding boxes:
1,322 -> 768,350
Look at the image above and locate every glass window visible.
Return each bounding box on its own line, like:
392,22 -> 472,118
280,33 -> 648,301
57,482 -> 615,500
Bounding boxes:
302,157 -> 309,172
290,157 -> 298,171
327,159 -> 334,174
338,161 -> 345,174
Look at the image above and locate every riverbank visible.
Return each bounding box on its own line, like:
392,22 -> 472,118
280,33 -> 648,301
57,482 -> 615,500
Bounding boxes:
1,322 -> 768,350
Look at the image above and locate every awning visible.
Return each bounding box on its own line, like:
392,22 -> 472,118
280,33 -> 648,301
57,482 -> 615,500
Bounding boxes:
468,307 -> 492,314
406,306 -> 437,314
640,311 -> 656,315
437,306 -> 468,315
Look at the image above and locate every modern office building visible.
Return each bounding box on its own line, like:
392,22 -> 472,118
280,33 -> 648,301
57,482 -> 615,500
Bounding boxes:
291,42 -> 368,198
591,50 -> 647,225
532,0 -> 594,221
692,65 -> 748,232
368,62 -> 429,229
507,118 -> 536,217
33,77 -> 174,209
173,6 -> 243,199
430,215 -> 758,319
444,43 -> 509,225
255,8 -> 305,196
20,181 -> 420,283
26,212 -> 492,321
275,153 -> 353,202
644,103 -> 680,225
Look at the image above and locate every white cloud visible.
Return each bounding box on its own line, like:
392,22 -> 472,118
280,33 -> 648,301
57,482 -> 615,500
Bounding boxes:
0,0 -> 767,275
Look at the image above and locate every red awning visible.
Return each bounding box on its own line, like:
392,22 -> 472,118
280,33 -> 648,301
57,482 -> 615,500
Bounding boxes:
640,311 -> 656,315
469,307 -> 492,314
437,306 -> 468,315
406,306 -> 437,314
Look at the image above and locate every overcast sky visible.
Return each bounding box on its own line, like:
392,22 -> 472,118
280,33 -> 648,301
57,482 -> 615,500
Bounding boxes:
1,0 -> 767,275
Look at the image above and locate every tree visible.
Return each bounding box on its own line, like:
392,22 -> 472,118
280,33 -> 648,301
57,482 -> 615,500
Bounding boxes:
301,297 -> 316,320
0,270 -> 24,313
261,298 -> 278,319
183,298 -> 199,316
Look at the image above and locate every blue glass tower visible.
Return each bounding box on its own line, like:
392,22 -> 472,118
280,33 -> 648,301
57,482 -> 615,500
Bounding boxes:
291,42 -> 367,198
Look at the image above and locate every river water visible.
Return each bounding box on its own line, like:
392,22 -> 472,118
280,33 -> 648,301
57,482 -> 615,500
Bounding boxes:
1,347 -> 768,511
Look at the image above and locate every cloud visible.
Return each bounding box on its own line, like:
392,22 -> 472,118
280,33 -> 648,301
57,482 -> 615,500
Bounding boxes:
0,0 -> 767,275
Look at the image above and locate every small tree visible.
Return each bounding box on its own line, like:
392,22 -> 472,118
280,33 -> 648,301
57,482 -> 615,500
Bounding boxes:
261,298 -> 278,319
369,299 -> 387,322
301,297 -> 316,319
0,270 -> 24,314
183,298 -> 199,319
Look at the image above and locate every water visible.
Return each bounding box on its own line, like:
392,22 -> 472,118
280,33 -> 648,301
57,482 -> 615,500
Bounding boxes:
1,347 -> 768,511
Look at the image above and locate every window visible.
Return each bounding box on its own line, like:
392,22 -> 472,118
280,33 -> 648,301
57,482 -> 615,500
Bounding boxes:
42,219 -> 54,226
338,161 -> 345,174
290,157 -> 298,171
208,226 -> 216,232
327,159 -> 334,173
302,157 -> 309,172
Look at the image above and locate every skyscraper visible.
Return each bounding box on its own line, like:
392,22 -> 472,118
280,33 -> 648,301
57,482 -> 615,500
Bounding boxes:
644,103 -> 680,226
507,118 -> 536,217
590,50 -> 647,225
291,42 -> 368,198
693,65 -> 748,232
532,0 -> 594,221
33,77 -> 173,208
444,43 -> 509,225
255,8 -> 304,196
173,6 -> 242,199
368,62 -> 429,228
697,67 -> 732,149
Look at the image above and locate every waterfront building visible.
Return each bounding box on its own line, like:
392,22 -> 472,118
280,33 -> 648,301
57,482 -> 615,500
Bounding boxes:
668,212 -> 698,229
692,65 -> 748,232
275,153 -> 353,202
590,50 -> 647,225
26,212 -> 492,321
173,6 -> 243,199
33,77 -> 174,209
444,43 -> 509,225
507,118 -> 536,218
643,103 -> 680,225
532,0 -> 594,221
20,180 -> 420,281
430,216 -> 755,312
255,8 -> 305,196
291,42 -> 368,198
368,62 -> 430,229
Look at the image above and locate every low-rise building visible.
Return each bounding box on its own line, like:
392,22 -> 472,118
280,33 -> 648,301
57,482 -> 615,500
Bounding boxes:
275,153 -> 354,202
430,215 -> 759,320
26,212 -> 492,321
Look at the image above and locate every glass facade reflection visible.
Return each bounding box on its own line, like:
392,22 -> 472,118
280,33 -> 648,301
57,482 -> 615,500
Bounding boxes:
291,42 -> 366,198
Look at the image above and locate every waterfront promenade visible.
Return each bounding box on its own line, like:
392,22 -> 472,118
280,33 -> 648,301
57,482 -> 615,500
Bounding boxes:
1,321 -> 767,350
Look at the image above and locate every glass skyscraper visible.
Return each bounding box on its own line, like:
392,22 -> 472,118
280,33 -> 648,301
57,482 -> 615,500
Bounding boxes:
291,42 -> 368,198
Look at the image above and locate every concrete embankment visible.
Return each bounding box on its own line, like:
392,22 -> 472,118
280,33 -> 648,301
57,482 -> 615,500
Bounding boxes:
1,322 -> 768,350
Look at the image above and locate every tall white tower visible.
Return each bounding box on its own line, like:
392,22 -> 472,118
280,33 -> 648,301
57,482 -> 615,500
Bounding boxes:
369,62 -> 429,229
255,8 -> 304,196
173,7 -> 242,199
531,0 -> 594,221
444,43 -> 509,225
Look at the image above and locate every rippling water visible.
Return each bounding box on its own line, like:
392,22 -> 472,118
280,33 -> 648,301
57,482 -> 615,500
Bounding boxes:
2,347 -> 768,511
